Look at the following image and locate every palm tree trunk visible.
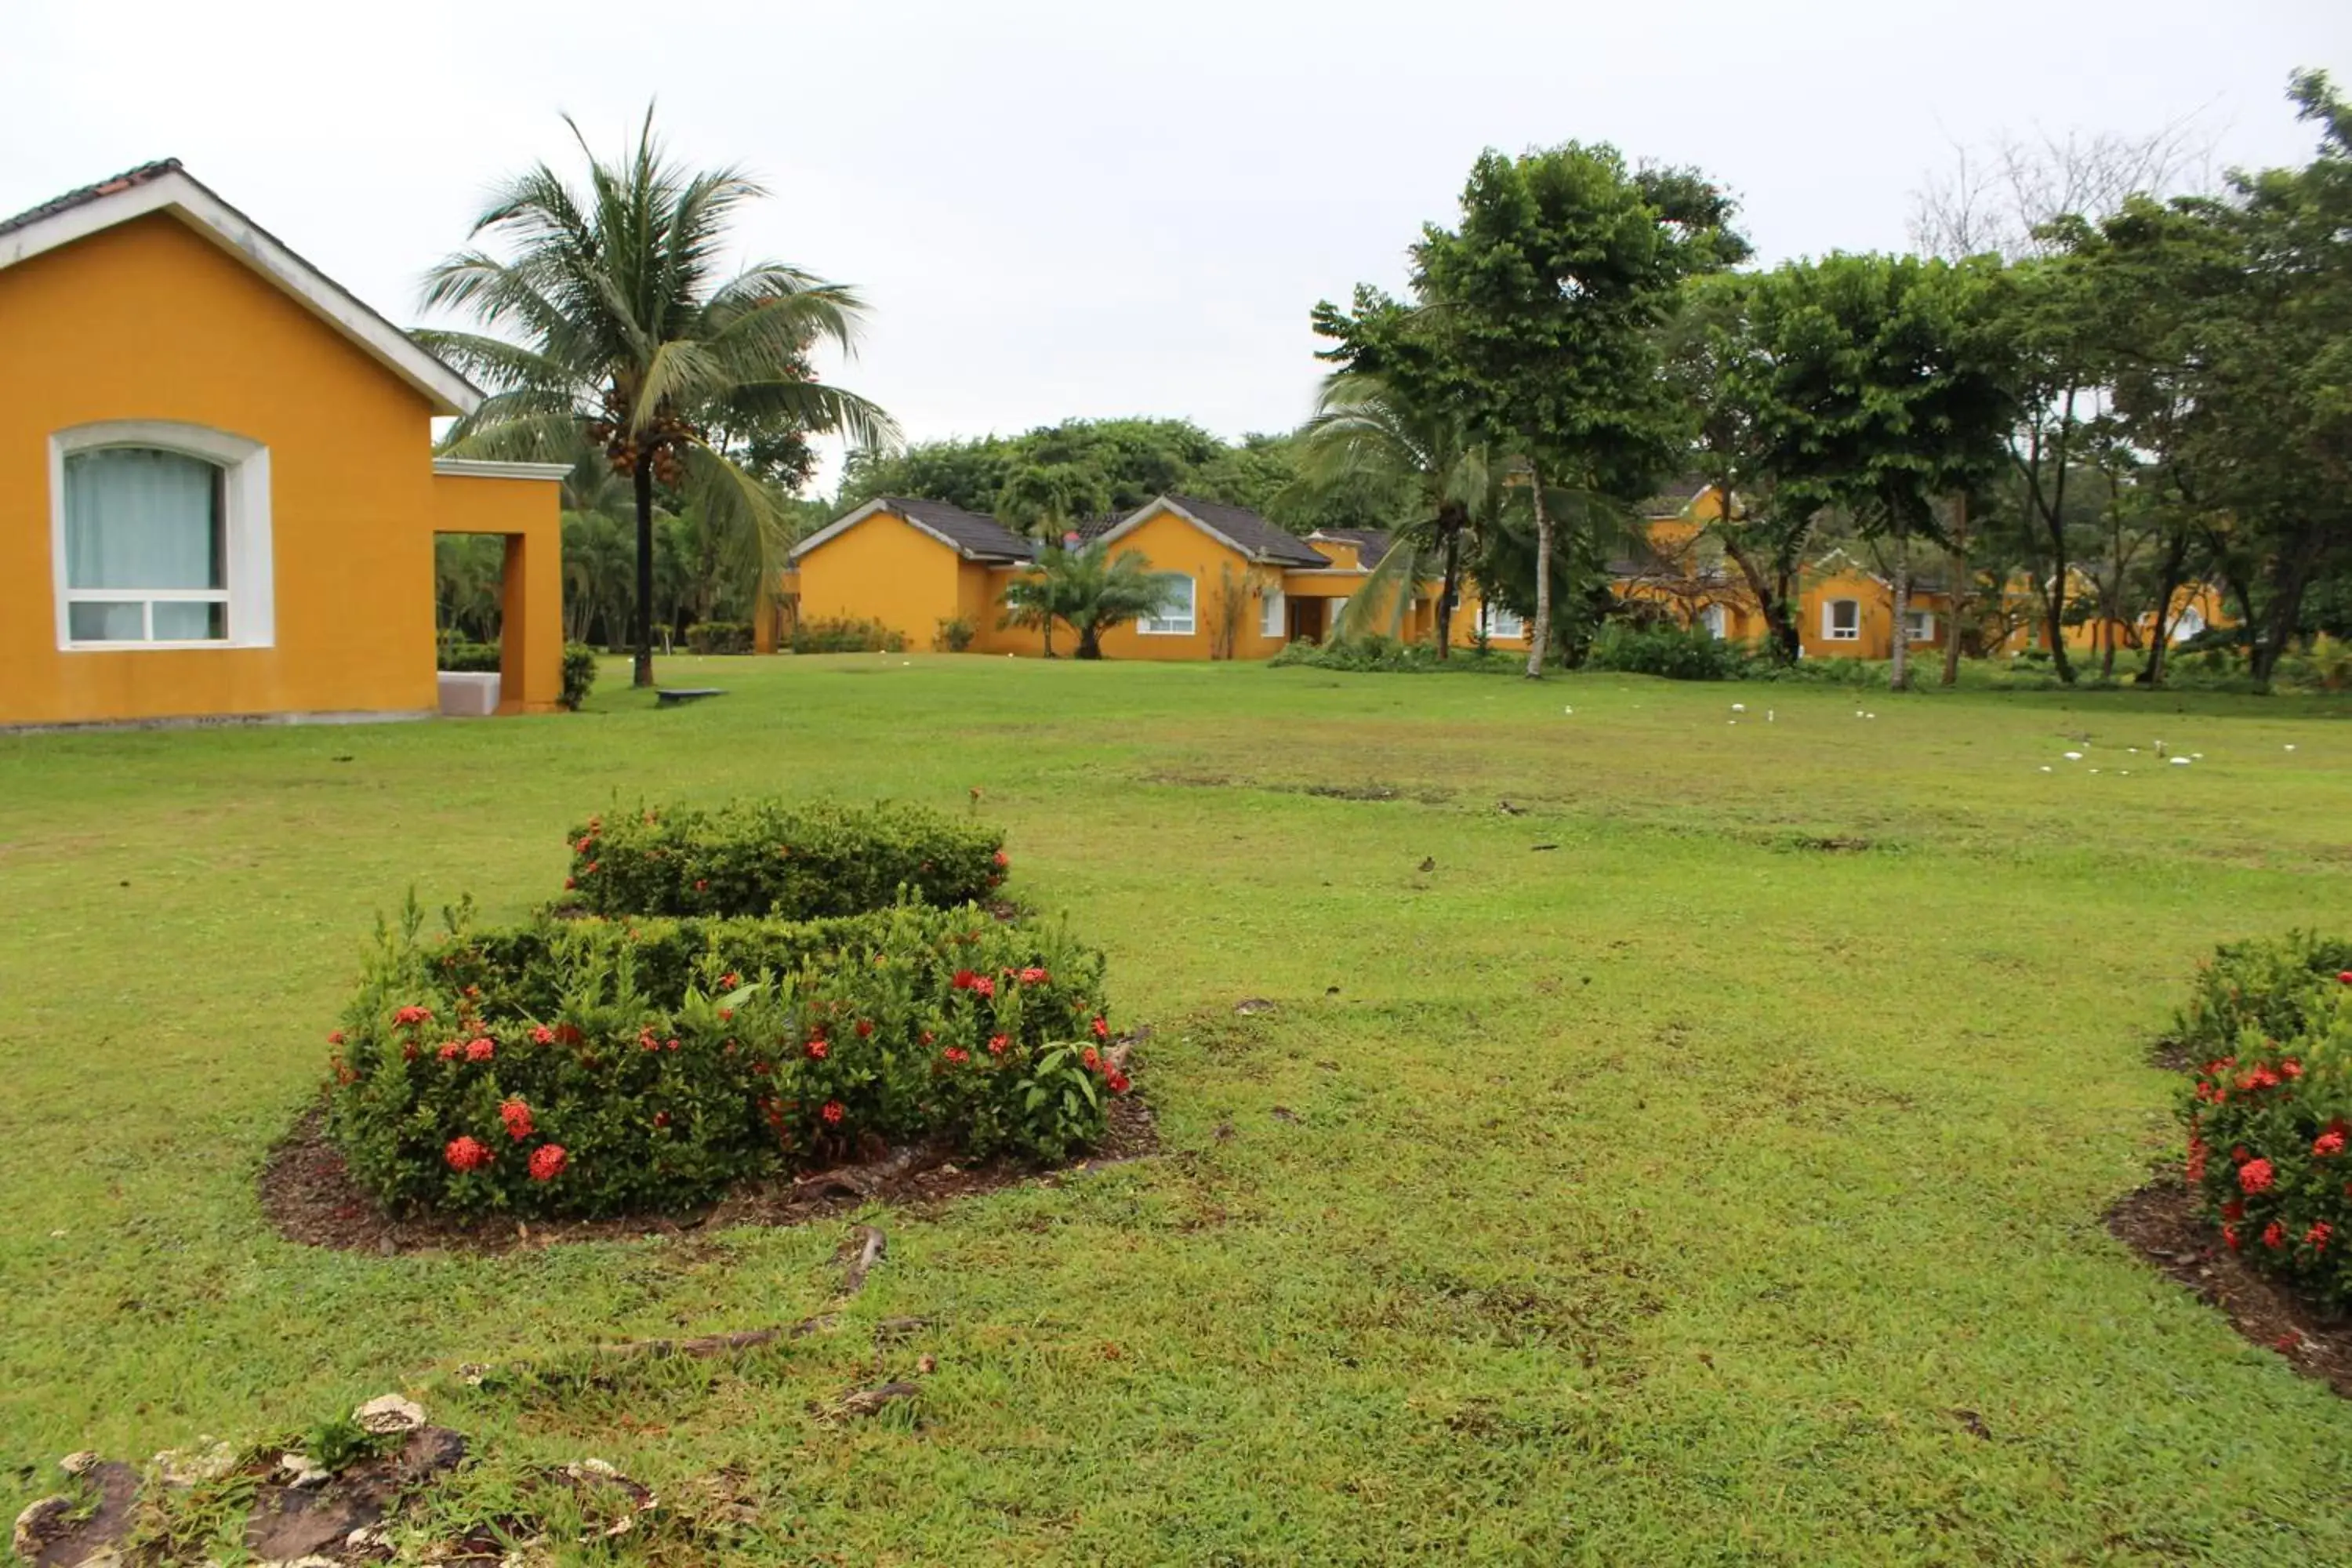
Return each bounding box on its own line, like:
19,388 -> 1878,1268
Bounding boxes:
1435,514 -> 1461,660
632,457 -> 657,688
1525,462 -> 1552,678
1888,520 -> 1911,692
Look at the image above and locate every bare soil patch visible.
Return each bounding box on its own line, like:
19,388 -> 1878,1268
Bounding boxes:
2107,1178 -> 2352,1397
263,1096 -> 1159,1257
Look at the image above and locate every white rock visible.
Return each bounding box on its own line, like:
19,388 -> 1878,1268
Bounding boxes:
1731,702 -> 1746,713
1864,712 -> 1877,720
154,1439 -> 238,1486
2170,757 -> 2192,766
59,1451 -> 100,1476
2285,743 -> 2298,751
353,1394 -> 426,1435
2063,751 -> 2082,761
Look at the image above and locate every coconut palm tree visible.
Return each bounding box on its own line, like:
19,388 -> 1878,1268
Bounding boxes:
416,108 -> 897,686
1000,543 -> 1178,659
1294,373 -> 1501,651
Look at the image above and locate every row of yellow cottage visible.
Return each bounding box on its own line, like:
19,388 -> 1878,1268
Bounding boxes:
0,157 -> 2222,731
787,489 -> 2227,663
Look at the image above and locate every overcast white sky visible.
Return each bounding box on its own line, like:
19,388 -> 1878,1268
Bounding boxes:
5,2 -> 2347,495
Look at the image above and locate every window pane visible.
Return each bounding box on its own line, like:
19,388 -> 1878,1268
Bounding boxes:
68,601 -> 147,641
1260,589 -> 1284,637
153,600 -> 229,641
64,448 -> 224,590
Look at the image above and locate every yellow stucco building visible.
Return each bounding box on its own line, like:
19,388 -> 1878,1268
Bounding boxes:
0,160 -> 568,728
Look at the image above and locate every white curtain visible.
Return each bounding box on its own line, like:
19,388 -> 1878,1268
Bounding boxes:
64,448 -> 222,590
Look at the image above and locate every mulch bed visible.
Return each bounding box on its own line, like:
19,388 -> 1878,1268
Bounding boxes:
263,1097 -> 1158,1256
2107,1178 -> 2352,1396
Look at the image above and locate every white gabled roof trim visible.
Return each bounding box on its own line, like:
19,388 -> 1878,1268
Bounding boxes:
1093,496 -> 1260,561
0,168 -> 482,416
790,499 -> 993,564
432,458 -> 573,481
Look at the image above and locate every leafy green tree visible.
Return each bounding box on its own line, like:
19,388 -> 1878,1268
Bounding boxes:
1316,145 -> 1746,674
1743,252 -> 2016,689
417,108 -> 895,687
998,543 -> 1178,659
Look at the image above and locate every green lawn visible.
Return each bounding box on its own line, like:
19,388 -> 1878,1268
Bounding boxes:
4,655 -> 2350,1564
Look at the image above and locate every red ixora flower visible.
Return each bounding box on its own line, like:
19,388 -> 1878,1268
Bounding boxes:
1018,967 -> 1049,985
2308,1221 -> 2333,1252
2239,1158 -> 2277,1195
436,1041 -> 460,1062
393,1005 -> 434,1029
1107,1069 -> 1131,1095
444,1135 -> 492,1172
2263,1221 -> 2287,1250
944,1047 -> 971,1065
564,877 -> 577,891
951,969 -> 981,991
1091,1016 -> 1110,1040
721,971 -> 742,989
464,1036 -> 495,1063
327,1029 -> 345,1045
1081,1046 -> 1101,1070
653,1111 -> 670,1128
993,850 -> 1010,869
2223,1199 -> 2245,1222
528,1144 -> 567,1181
528,1024 -> 556,1046
820,1101 -> 845,1124
2223,1225 -> 2243,1251
855,1019 -> 874,1038
2339,970 -> 2352,985
499,1098 -> 535,1141
988,1033 -> 1010,1056
2315,1130 -> 2347,1159
694,878 -> 710,892
972,975 -> 996,999
806,1038 -> 829,1060
2282,1058 -> 2304,1079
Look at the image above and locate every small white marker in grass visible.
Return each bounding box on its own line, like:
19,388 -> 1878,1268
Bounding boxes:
2063,751 -> 2083,761
2286,743 -> 2298,752
2171,756 -> 2193,766
1731,702 -> 1746,713
1563,706 -> 1573,715
2039,765 -> 2053,772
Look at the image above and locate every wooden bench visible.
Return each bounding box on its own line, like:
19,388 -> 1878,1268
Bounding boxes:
655,687 -> 727,708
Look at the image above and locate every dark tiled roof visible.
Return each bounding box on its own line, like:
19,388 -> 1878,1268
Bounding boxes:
883,496 -> 1037,562
1308,528 -> 1393,566
0,159 -> 183,239
1161,495 -> 1328,568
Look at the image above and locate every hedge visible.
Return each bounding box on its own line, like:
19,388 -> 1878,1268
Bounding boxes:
685,621 -> 754,655
436,640 -> 599,711
2178,934 -> 2352,1307
566,798 -> 1007,920
325,900 -> 1123,1218
793,616 -> 907,654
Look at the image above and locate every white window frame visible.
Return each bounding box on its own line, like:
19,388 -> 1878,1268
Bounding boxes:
1901,607 -> 1936,643
1139,572 -> 1196,636
1259,585 -> 1285,639
1479,600 -> 1526,641
51,420 -> 274,652
1700,604 -> 1728,640
1824,598 -> 1860,641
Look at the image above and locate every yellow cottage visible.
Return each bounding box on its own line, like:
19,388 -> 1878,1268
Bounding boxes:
0,160 -> 568,728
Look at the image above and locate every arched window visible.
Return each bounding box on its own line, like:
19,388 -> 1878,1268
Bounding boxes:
51,423 -> 272,648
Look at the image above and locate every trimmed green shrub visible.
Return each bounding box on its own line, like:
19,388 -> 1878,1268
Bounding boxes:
1586,623 -> 1753,681
438,641 -> 503,673
934,615 -> 977,652
2180,952 -> 2352,1306
685,621 -> 755,655
560,644 -> 598,711
2176,931 -> 2352,1060
793,616 -> 907,654
325,899 -> 1123,1218
1269,637 -> 1515,674
567,798 -> 1007,920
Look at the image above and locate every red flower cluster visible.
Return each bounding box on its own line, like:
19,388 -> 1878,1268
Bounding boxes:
993,850 -> 1010,869
820,1101 -> 845,1124
444,1135 -> 492,1172
2240,1158 -> 2277,1195
943,1047 -> 971,1065
806,1038 -> 829,1061
463,1036 -> 495,1063
2264,1221 -> 2287,1250
855,1020 -> 874,1038
327,1029 -> 345,1045
499,1098 -> 535,1142
988,1033 -> 1010,1056
1091,1016 -> 1110,1040
437,1041 -> 460,1062
2317,1129 -> 2347,1160
529,1024 -> 556,1046
528,1144 -> 567,1181
1018,967 -> 1049,985
2309,1221 -> 2333,1252
393,1005 -> 434,1028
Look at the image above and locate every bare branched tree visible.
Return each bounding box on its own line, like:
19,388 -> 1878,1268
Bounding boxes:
1909,117 -> 2216,260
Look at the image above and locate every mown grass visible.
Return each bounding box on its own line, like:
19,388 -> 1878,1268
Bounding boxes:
2,655 -> 2350,1564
